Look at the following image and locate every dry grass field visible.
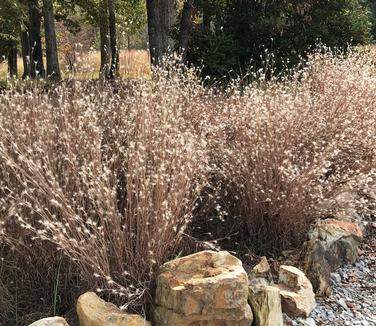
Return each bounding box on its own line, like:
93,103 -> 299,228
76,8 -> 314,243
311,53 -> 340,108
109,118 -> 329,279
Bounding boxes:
0,49 -> 151,80
67,49 -> 151,79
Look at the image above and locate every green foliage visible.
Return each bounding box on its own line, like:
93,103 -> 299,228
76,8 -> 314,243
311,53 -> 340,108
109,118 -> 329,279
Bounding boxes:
55,0 -> 147,49
188,0 -> 373,81
117,0 -> 146,36
365,0 -> 376,38
117,0 -> 148,48
55,0 -> 96,33
188,27 -> 237,79
0,0 -> 26,58
307,0 -> 372,46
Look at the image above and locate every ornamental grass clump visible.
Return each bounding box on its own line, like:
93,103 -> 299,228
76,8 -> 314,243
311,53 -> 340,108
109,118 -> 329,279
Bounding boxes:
206,50 -> 376,253
0,50 -> 375,322
0,69 -> 210,321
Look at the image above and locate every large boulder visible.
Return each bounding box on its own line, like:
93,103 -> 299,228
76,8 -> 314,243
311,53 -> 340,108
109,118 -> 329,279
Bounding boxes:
29,317 -> 69,326
275,265 -> 316,318
77,292 -> 150,326
154,250 -> 253,326
302,219 -> 363,295
248,278 -> 283,326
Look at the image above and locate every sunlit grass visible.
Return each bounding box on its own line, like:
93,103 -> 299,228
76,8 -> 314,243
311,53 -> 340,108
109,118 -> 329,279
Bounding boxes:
0,57 -> 23,80
62,49 -> 151,80
0,49 -> 151,80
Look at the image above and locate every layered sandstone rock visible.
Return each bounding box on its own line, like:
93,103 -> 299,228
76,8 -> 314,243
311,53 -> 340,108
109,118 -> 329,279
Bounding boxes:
77,292 -> 150,326
248,278 -> 283,326
302,219 -> 363,295
29,317 -> 69,326
275,265 -> 316,318
154,250 -> 253,326
248,256 -> 273,282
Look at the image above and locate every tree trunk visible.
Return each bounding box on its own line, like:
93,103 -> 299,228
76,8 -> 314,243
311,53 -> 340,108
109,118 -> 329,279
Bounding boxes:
43,0 -> 61,80
202,4 -> 211,32
99,0 -> 110,79
21,30 -> 31,79
146,0 -> 176,65
8,42 -> 18,78
28,0 -> 45,78
178,0 -> 195,64
108,0 -> 119,78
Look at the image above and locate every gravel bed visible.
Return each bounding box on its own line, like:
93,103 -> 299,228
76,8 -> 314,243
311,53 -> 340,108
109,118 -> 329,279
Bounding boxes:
284,221 -> 376,326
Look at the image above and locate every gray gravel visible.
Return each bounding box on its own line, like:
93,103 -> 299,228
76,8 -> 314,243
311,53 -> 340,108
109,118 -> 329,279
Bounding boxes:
284,221 -> 376,326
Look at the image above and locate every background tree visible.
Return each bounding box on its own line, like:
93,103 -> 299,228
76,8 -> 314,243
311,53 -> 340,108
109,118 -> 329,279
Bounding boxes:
117,0 -> 147,49
108,0 -> 119,78
146,0 -> 176,65
178,0 -> 195,64
43,0 -> 61,79
28,0 -> 45,78
7,43 -> 17,77
20,29 -> 31,78
99,0 -> 111,78
186,0 -> 372,81
0,0 -> 26,78
366,0 -> 376,38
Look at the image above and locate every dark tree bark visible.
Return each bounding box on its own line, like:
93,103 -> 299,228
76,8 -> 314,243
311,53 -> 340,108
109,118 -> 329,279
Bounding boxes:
146,0 -> 176,65
43,0 -> 61,80
178,0 -> 195,64
99,0 -> 110,79
202,3 -> 211,32
7,42 -> 18,78
108,0 -> 119,78
28,0 -> 45,78
21,30 -> 31,79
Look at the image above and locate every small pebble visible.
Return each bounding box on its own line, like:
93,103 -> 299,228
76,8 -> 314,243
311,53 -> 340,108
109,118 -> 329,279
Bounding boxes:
305,317 -> 316,326
331,272 -> 341,284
